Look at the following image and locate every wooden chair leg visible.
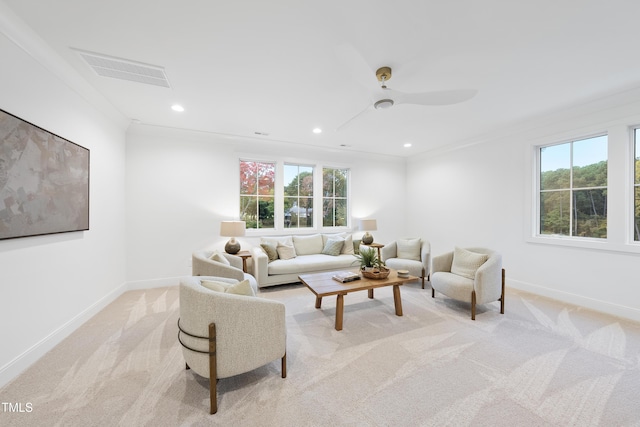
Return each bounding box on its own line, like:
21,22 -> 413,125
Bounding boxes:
471,290 -> 476,320
282,353 -> 287,378
500,268 -> 505,314
421,268 -> 425,289
209,323 -> 217,414
431,287 -> 435,298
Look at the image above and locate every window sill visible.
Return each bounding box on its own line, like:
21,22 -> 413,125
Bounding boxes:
526,235 -> 640,255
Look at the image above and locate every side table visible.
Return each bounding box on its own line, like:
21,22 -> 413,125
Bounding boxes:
362,243 -> 384,262
235,250 -> 252,273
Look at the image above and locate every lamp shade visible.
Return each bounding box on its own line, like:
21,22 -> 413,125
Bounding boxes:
360,219 -> 377,231
220,221 -> 246,237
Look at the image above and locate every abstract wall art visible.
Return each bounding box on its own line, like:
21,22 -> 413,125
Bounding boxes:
0,109 -> 89,240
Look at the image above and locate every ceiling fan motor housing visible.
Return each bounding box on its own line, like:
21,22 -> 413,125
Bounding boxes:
376,66 -> 392,82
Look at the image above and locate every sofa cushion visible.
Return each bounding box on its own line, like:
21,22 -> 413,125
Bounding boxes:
260,242 -> 279,262
293,234 -> 324,255
209,250 -> 230,265
277,242 -> 297,260
397,238 -> 421,261
261,236 -> 293,248
321,238 -> 344,256
451,247 -> 489,280
268,254 -> 356,275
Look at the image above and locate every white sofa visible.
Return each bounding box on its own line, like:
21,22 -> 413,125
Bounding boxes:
251,233 -> 358,287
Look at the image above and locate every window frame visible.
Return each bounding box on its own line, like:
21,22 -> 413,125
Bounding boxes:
527,132 -> 611,251
537,134 -> 608,239
239,157 -> 351,235
632,127 -> 640,242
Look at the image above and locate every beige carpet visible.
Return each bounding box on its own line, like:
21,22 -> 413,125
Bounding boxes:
1,280 -> 640,426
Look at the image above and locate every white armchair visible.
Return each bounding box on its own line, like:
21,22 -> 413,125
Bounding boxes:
192,250 -> 258,290
381,238 -> 431,288
431,247 -> 505,320
178,276 -> 286,414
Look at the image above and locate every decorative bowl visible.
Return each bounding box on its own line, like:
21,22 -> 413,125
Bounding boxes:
361,267 -> 390,280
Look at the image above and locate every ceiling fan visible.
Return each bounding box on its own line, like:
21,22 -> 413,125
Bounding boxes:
337,65 -> 477,131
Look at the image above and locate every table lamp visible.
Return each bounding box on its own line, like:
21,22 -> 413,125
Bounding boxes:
220,220 -> 246,254
360,219 -> 377,245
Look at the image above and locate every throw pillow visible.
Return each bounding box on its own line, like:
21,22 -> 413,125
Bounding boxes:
200,279 -> 255,297
225,279 -> 256,297
260,242 -> 279,262
321,238 -> 344,256
200,279 -> 227,293
209,250 -> 230,265
292,234 -> 324,255
396,238 -> 421,261
341,234 -> 355,255
276,243 -> 297,260
451,247 -> 489,280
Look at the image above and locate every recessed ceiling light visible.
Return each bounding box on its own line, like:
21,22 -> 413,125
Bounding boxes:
171,104 -> 184,112
312,127 -> 322,134
403,143 -> 412,148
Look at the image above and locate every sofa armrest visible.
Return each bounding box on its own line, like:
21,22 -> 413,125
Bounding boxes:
432,251 -> 454,274
251,246 -> 269,286
192,252 -> 245,281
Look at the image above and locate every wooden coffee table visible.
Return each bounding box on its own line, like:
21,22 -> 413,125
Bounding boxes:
298,269 -> 418,331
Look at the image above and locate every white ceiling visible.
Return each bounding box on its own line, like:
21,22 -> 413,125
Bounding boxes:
5,0 -> 640,157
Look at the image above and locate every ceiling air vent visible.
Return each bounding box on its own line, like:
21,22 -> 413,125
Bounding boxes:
73,48 -> 170,88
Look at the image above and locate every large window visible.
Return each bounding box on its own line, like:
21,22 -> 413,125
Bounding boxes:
322,168 -> 348,227
240,161 -> 275,229
635,129 -> 640,241
239,160 -> 349,231
539,135 -> 607,238
284,164 -> 313,228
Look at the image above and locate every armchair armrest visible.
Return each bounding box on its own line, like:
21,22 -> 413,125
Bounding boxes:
420,240 -> 431,277
432,251 -> 454,274
474,253 -> 503,304
223,253 -> 243,271
381,242 -> 397,262
192,252 -> 244,281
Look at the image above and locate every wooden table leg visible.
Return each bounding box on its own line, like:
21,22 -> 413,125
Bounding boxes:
368,289 -> 374,299
393,285 -> 403,316
315,296 -> 322,309
335,294 -> 344,331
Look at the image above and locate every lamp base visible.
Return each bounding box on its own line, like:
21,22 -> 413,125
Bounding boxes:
362,233 -> 374,245
225,240 -> 241,254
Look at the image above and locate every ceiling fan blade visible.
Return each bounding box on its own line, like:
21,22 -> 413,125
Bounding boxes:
391,88 -> 478,106
336,104 -> 372,131
335,44 -> 378,91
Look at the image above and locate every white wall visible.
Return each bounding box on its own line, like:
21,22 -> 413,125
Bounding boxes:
0,14 -> 127,386
125,126 -> 407,285
407,91 -> 640,322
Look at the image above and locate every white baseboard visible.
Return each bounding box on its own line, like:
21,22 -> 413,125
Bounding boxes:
508,278 -> 640,323
0,281 -> 129,389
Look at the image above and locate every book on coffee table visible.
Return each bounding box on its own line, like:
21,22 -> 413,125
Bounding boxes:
332,271 -> 361,283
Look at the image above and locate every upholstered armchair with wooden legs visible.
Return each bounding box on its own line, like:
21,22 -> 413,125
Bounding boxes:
431,247 -> 505,320
178,276 -> 286,414
381,238 -> 431,289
